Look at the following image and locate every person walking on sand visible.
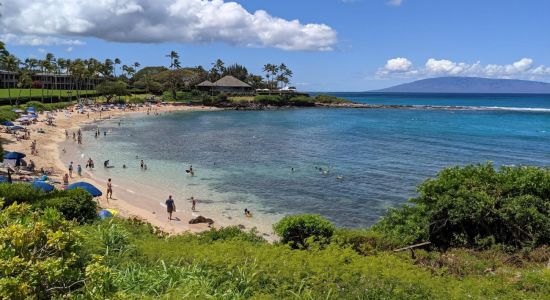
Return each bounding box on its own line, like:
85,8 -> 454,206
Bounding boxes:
77,164 -> 82,176
191,196 -> 196,212
68,162 -> 74,177
63,173 -> 69,186
166,195 -> 176,220
106,178 -> 113,200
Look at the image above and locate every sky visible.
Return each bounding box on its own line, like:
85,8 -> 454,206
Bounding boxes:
1,0 -> 549,91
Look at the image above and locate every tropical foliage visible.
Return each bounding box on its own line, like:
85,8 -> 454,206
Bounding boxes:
374,163 -> 550,250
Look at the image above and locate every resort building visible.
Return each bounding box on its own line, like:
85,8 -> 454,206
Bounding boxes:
0,71 -> 101,90
0,70 -> 18,89
197,75 -> 253,95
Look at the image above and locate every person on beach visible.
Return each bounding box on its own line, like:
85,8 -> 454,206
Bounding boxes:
63,173 -> 69,186
191,196 -> 196,212
106,178 -> 113,200
77,164 -> 82,176
244,208 -> 252,217
140,160 -> 144,169
68,162 -> 74,177
166,195 -> 176,220
65,130 -> 69,138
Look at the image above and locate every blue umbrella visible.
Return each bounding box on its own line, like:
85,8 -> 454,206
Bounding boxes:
4,151 -> 26,160
67,182 -> 103,197
0,176 -> 7,183
32,181 -> 55,192
1,121 -> 14,126
27,107 -> 35,112
98,209 -> 114,219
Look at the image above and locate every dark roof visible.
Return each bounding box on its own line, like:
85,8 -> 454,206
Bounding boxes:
214,75 -> 251,88
197,80 -> 214,87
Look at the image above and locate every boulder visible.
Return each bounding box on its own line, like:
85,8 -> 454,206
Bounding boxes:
189,216 -> 214,225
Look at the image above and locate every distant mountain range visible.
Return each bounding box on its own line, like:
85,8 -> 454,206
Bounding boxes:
373,77 -> 550,94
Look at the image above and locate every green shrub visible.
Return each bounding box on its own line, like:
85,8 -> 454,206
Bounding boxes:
273,214 -> 335,249
288,96 -> 315,107
39,189 -> 97,224
0,182 -> 44,206
197,226 -> 266,243
254,95 -> 284,106
0,106 -> 17,122
0,202 -> 85,299
375,163 -> 550,250
331,228 -> 397,255
313,94 -> 350,104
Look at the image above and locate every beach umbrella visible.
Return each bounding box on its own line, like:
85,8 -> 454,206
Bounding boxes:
0,176 -> 7,183
4,151 -> 26,160
67,182 -> 103,197
32,181 -> 55,192
98,209 -> 114,219
27,107 -> 35,112
1,121 -> 14,126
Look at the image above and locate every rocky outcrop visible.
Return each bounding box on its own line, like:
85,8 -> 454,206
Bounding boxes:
189,216 -> 214,225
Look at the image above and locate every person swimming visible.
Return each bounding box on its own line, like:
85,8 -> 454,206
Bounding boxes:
244,208 -> 252,217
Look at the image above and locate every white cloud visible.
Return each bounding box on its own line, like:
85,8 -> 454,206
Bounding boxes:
0,33 -> 85,46
0,0 -> 337,51
377,57 -> 550,80
385,57 -> 413,72
37,48 -> 46,54
66,47 -> 74,53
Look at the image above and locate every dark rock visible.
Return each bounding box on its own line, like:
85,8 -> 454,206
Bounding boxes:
189,216 -> 214,225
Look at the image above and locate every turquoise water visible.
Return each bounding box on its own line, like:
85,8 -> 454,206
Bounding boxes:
72,94 -> 550,228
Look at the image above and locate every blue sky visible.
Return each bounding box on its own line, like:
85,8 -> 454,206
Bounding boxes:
1,0 -> 549,91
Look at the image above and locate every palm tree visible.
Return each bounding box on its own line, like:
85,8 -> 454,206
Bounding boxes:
133,61 -> 140,70
114,58 -> 121,77
263,64 -> 278,91
166,51 -> 180,69
1,54 -> 20,105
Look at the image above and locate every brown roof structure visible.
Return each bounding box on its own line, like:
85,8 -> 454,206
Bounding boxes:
213,75 -> 251,88
197,80 -> 214,87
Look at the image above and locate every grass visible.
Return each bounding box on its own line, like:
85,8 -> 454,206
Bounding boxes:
0,88 -> 97,99
73,218 -> 550,299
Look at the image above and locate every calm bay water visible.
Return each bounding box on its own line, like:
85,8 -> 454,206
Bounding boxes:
76,94 -> 550,228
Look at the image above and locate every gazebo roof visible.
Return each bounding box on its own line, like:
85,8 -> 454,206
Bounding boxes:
197,80 -> 214,87
214,75 -> 251,88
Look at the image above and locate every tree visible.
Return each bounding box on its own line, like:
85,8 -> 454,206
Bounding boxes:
113,58 -> 121,77
0,54 -> 19,105
263,64 -> 278,90
274,214 -> 335,249
223,63 -> 248,81
208,59 -> 225,82
96,80 -> 128,103
166,51 -> 181,69
375,163 -> 550,250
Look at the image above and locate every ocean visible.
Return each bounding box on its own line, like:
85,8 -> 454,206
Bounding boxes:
64,94 -> 550,228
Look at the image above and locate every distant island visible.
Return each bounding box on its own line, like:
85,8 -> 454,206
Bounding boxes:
373,77 -> 550,94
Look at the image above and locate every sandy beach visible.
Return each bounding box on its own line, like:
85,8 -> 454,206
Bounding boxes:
0,103 -> 247,235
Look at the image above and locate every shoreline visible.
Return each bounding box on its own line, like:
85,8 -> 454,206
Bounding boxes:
2,104 -> 249,236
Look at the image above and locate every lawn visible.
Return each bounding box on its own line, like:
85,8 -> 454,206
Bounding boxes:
0,88 -> 97,99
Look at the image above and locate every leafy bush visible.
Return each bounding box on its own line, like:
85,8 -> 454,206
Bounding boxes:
313,94 -> 350,104
273,214 -> 335,249
197,226 -> 266,244
375,163 -> 550,250
40,189 -> 97,224
0,203 -> 85,298
0,183 -> 44,206
0,183 -> 97,223
0,106 -> 17,122
254,95 -> 284,106
331,229 -> 397,255
288,95 -> 315,107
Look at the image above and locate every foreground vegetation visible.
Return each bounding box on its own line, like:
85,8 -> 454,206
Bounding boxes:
0,89 -> 96,99
1,163 -> 550,298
